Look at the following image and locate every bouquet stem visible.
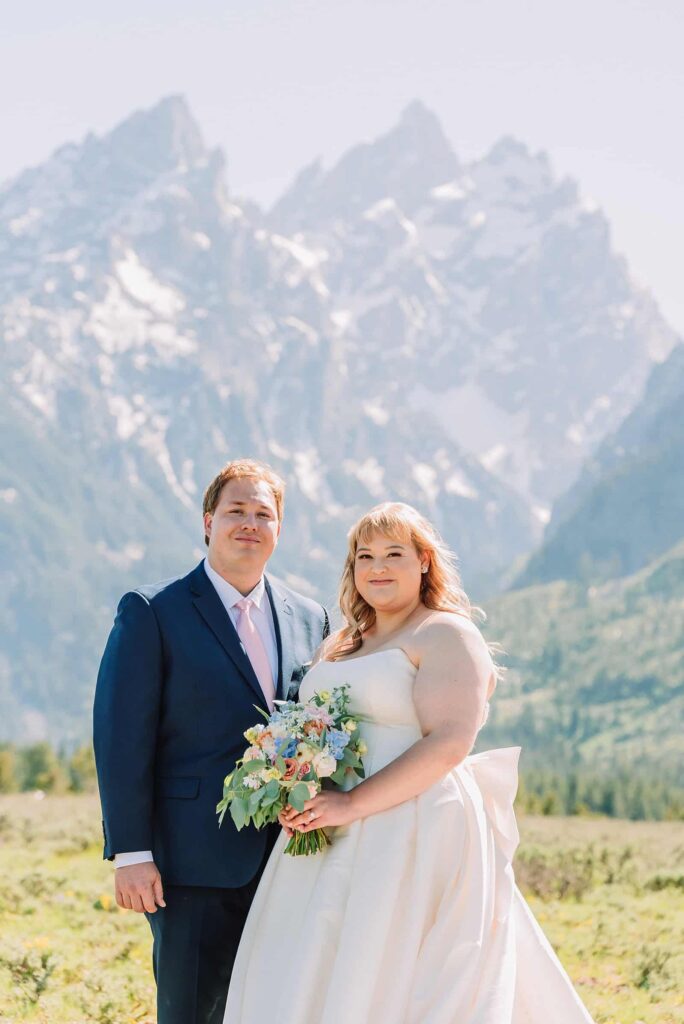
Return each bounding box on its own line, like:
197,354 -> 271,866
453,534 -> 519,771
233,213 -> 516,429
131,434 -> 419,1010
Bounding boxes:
284,827 -> 331,856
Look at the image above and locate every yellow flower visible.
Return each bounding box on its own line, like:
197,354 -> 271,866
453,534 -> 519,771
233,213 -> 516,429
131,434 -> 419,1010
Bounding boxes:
343,719 -> 357,733
318,690 -> 331,701
244,725 -> 265,744
356,740 -> 368,756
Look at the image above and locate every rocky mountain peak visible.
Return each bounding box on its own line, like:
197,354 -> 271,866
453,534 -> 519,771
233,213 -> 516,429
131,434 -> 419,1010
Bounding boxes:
0,95 -> 212,258
105,94 -> 209,175
393,98 -> 454,150
270,100 -> 459,232
472,135 -> 559,201
485,134 -> 539,165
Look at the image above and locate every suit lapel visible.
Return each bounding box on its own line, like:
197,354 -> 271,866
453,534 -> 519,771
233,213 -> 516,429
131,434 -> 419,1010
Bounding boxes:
265,576 -> 296,702
189,562 -> 267,708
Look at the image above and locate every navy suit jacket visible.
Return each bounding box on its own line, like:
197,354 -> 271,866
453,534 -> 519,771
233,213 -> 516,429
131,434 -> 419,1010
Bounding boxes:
93,560 -> 329,888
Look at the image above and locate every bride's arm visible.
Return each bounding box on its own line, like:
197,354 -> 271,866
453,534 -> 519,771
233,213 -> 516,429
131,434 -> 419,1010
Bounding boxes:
287,617 -> 493,831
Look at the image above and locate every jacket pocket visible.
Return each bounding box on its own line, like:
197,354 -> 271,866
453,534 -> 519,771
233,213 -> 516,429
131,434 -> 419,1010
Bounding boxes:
156,776 -> 201,799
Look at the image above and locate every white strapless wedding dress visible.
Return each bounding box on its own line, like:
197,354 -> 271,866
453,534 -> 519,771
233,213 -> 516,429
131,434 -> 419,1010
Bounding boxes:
225,648 -> 595,1023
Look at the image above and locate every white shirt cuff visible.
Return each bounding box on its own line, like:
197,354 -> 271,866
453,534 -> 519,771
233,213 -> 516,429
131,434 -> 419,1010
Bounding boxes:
113,850 -> 154,868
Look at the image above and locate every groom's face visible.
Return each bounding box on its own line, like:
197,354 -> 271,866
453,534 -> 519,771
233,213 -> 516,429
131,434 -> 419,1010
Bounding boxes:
204,476 -> 281,578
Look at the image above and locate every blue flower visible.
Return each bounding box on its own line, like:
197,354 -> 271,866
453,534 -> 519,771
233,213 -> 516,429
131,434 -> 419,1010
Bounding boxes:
274,736 -> 297,758
326,728 -> 351,760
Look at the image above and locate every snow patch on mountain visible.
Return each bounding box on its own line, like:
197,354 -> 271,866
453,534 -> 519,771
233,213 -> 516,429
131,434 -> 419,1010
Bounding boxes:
115,249 -> 185,316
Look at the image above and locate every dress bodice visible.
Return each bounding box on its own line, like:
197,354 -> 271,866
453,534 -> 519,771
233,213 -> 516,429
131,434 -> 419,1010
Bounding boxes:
302,648 -> 419,726
301,648 -> 490,777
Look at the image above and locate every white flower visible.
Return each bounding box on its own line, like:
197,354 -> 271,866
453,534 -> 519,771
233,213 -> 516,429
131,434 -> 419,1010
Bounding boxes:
243,775 -> 261,789
312,751 -> 337,778
243,746 -> 262,761
306,782 -> 319,799
296,742 -> 315,763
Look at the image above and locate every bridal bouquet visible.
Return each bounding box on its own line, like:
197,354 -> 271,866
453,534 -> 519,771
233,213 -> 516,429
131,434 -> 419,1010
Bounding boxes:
217,685 -> 366,856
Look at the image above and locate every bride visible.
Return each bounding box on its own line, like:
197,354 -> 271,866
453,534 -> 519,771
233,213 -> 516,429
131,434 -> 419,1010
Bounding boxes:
225,502 -> 595,1023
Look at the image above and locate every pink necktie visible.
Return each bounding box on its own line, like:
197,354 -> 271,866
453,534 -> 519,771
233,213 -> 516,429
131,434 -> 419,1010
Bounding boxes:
234,598 -> 276,711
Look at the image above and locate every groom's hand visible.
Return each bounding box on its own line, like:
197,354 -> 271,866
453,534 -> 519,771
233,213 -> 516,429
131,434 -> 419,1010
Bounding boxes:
115,861 -> 166,914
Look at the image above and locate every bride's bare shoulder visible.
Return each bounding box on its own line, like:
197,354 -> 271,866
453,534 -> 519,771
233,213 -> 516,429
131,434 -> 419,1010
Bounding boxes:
413,611 -> 489,658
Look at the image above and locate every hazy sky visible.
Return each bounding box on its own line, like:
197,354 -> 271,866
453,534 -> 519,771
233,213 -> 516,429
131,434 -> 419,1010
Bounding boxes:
2,0 -> 683,331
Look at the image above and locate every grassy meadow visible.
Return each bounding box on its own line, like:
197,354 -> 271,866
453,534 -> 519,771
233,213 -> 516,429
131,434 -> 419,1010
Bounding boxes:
0,794 -> 682,1024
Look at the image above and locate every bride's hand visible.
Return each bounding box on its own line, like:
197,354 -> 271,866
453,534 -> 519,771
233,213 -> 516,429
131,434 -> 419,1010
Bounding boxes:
283,790 -> 356,832
277,808 -> 295,837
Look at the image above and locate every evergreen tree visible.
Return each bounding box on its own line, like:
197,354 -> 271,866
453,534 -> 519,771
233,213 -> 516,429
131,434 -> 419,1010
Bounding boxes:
19,743 -> 68,792
68,744 -> 97,792
0,745 -> 18,792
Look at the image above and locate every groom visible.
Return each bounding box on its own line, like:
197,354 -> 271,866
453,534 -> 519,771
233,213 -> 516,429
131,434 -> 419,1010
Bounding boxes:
93,459 -> 329,1024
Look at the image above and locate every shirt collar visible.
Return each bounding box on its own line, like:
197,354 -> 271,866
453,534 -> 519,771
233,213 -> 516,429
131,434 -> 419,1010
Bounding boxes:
203,557 -> 267,611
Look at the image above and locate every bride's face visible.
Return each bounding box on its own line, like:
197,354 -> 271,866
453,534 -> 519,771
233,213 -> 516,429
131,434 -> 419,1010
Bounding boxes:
354,531 -> 428,613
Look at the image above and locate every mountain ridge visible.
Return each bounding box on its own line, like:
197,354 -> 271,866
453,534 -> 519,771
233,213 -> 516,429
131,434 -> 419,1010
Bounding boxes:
0,94 -> 679,744
515,340 -> 684,587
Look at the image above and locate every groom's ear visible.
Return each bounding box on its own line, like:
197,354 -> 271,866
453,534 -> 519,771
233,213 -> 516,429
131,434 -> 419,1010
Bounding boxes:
203,511 -> 213,540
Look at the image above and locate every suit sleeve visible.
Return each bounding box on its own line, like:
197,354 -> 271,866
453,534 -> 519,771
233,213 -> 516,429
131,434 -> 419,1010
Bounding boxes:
93,592 -> 163,860
322,606 -> 331,641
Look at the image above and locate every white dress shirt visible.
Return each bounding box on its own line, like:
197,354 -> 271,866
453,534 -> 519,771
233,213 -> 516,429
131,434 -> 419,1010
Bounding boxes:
114,560 -> 279,868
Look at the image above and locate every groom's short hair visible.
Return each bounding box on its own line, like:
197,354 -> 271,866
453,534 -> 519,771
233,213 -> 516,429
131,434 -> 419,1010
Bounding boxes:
202,459 -> 286,544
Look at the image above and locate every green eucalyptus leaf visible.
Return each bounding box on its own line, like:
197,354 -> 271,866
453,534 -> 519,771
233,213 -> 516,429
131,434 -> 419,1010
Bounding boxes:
216,797 -> 229,826
289,781 -> 310,812
341,748 -> 359,767
230,797 -> 248,831
248,788 -> 264,813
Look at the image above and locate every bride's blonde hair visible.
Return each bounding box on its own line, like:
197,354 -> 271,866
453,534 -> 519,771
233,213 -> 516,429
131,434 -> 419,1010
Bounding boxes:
327,502 -> 502,673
